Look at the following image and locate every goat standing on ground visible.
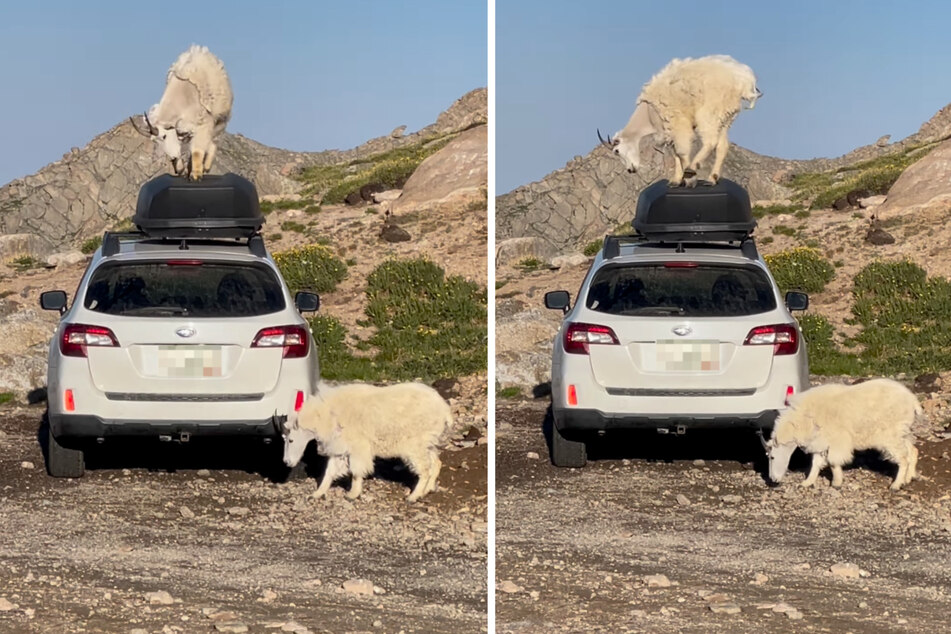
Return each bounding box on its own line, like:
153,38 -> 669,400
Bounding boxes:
598,55 -> 761,186
766,378 -> 921,491
131,45 -> 233,180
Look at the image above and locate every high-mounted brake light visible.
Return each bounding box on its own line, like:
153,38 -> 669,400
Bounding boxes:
251,326 -> 309,358
564,322 -> 620,355
165,260 -> 204,266
744,324 -> 799,355
664,261 -> 698,268
61,324 -> 119,357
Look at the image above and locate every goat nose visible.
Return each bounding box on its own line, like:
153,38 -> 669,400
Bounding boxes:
628,167 -> 637,174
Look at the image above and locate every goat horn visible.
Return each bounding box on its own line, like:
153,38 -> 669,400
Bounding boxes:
143,111 -> 158,135
757,430 -> 769,451
597,128 -> 615,148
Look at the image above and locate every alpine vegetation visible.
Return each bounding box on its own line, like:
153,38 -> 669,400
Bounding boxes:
131,45 -> 233,181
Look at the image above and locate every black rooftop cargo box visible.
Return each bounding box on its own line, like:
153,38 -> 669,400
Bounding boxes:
133,173 -> 264,239
633,178 -> 755,242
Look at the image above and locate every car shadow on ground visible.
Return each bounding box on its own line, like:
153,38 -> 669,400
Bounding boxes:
539,404 -> 899,485
34,410 -> 421,489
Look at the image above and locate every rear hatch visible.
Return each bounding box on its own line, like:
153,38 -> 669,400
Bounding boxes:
72,259 -> 300,397
575,260 -> 794,393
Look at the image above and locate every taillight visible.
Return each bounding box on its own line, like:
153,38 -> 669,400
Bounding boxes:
294,390 -> 305,411
564,322 -> 619,355
744,324 -> 799,355
61,324 -> 119,357
252,326 -> 309,358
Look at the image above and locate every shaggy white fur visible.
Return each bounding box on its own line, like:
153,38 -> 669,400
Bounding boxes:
766,378 -> 921,490
607,55 -> 760,186
282,381 -> 453,502
132,45 -> 233,180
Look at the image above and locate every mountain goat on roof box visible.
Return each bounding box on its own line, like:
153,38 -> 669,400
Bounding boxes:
131,45 -> 233,181
766,378 -> 921,491
598,54 -> 761,187
282,381 -> 454,503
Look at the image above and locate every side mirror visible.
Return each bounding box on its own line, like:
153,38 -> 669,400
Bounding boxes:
295,291 -> 320,313
785,291 -> 809,312
40,290 -> 68,315
545,290 -> 571,314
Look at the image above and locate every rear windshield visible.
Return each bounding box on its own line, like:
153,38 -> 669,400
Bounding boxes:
586,263 -> 777,317
84,261 -> 285,317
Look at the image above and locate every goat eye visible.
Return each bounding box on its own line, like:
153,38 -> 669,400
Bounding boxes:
614,149 -> 620,155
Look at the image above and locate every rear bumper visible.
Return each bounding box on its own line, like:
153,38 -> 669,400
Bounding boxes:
553,407 -> 777,431
50,413 -> 285,439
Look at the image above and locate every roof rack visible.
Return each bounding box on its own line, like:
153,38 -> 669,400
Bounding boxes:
601,234 -> 759,261
100,231 -> 267,258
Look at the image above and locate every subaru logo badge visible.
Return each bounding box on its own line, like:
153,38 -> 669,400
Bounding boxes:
672,326 -> 691,337
176,327 -> 196,338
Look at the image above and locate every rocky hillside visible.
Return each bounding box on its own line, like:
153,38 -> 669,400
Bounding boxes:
497,103 -> 951,255
0,89 -> 486,257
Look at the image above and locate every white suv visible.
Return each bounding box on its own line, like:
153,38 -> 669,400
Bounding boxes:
544,179 -> 809,467
39,174 -> 320,477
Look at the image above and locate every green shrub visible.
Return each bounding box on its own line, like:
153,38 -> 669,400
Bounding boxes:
0,392 -> 14,405
9,256 -> 42,272
518,257 -> 542,271
272,245 -> 347,294
280,221 -> 306,233
751,203 -> 803,219
303,204 -> 322,215
583,239 -> 603,256
764,247 -> 835,294
259,198 -> 304,215
797,313 -> 861,375
497,386 -> 522,399
81,235 -> 103,254
772,224 -> 797,237
308,314 -> 375,380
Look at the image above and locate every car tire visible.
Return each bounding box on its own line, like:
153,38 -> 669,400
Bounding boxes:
46,427 -> 85,478
551,424 -> 587,467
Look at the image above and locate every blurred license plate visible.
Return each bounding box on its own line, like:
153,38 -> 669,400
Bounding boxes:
656,340 -> 719,371
150,345 -> 223,378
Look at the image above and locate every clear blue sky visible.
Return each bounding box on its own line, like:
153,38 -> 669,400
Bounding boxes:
498,0 -> 951,193
0,0 -> 486,186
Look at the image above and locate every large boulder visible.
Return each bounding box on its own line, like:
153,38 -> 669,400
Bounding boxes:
391,125 -> 487,215
879,138 -> 951,214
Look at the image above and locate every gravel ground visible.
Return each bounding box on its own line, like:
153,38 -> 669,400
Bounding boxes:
496,399 -> 951,634
0,405 -> 487,634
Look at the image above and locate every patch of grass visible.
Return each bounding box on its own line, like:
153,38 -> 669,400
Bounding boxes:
259,198 -> 304,215
309,258 -> 487,382
583,239 -> 603,257
772,225 -> 797,237
518,257 -> 543,271
751,203 -> 803,219
303,204 -> 322,215
495,280 -> 508,290
81,235 -> 103,254
272,245 -> 347,294
9,256 -> 42,272
280,221 -> 307,234
299,135 -> 454,205
270,233 -> 283,241
365,208 -> 379,215
790,143 -> 936,209
497,386 -> 522,399
0,392 -> 14,405
794,209 -> 812,219
759,236 -> 774,245
764,247 -> 835,294
797,313 -> 862,376
345,258 -> 357,266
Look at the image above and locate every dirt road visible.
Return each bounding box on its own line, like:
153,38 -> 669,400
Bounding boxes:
496,399 -> 951,633
0,405 -> 487,634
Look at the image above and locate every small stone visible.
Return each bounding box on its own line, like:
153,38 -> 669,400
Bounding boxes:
214,624 -> 249,633
197,469 -> 212,477
703,593 -> 732,603
342,578 -> 374,596
0,597 -> 16,611
226,507 -> 250,516
643,574 -> 671,588
499,580 -> 523,594
179,506 -> 195,519
752,573 -> 769,585
281,622 -> 306,632
631,609 -> 647,618
859,601 -> 869,609
145,590 -> 175,605
130,630 -> 149,634
373,619 -> 383,628
529,590 -> 540,601
720,494 -> 743,504
786,609 -> 804,620
261,589 -> 277,602
772,602 -> 797,614
20,461 -> 34,470
526,451 -> 540,460
830,562 -> 861,579
676,494 -> 690,506
693,459 -> 705,466
709,603 -> 741,615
